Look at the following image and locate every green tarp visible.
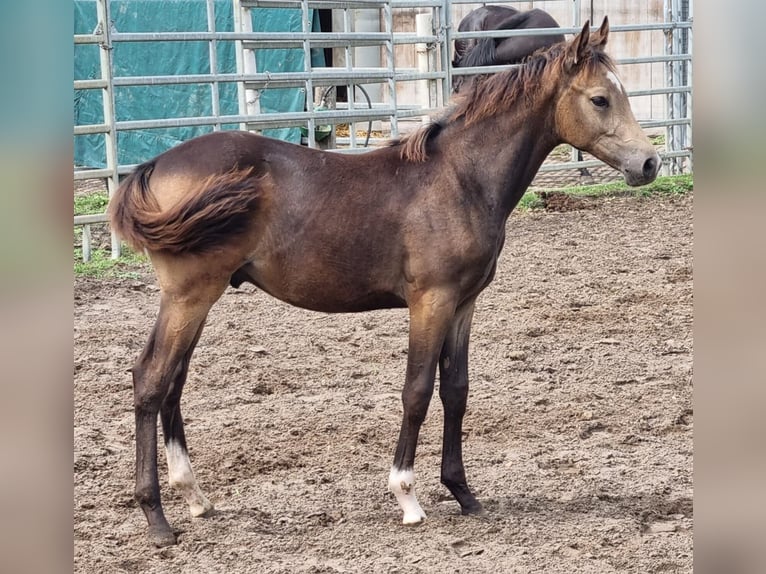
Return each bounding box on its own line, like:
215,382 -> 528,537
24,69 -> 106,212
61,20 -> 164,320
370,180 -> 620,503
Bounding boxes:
74,0 -> 324,168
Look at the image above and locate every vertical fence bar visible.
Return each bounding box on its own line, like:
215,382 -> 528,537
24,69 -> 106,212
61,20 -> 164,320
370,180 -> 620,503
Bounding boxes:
302,0 -> 316,147
233,0 -> 247,130
677,0 -> 690,172
96,0 -> 121,259
663,0 -> 677,174
571,0 -> 582,169
441,0 -> 452,104
415,11 -> 432,123
233,0 -> 259,131
672,0 -> 684,173
206,0 -> 221,131
426,8 -> 438,111
344,8 -> 357,148
572,0 -> 582,26
383,0 -> 398,138
685,0 -> 693,171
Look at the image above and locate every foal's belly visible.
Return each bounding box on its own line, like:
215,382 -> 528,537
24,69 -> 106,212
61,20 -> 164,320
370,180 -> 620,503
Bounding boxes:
231,258 -> 407,313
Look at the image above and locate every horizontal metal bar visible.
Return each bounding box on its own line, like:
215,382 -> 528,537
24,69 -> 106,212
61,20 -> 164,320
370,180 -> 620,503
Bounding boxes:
452,28 -> 574,41
113,31 -> 378,43
115,109 -> 393,131
111,31 -> 434,45
386,70 -> 445,82
74,168 -> 114,181
536,149 -> 691,174
243,34 -> 435,49
447,0 -> 567,4
240,0 -> 444,8
627,85 -> 691,97
106,27 -> 691,57
537,159 -> 604,172
616,54 -> 692,65
111,23 -> 691,46
74,79 -> 108,90
74,124 -> 110,136
451,21 -> 691,42
111,67 -> 432,88
452,54 -> 691,78
74,213 -> 110,225
660,150 -> 693,159
640,118 -> 692,129
74,34 -> 103,45
388,0 -> 442,6
243,38 -> 385,50
450,64 -> 519,77
241,0 -> 389,8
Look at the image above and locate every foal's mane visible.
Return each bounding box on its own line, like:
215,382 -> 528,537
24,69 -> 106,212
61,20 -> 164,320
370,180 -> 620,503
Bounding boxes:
395,42 -> 615,163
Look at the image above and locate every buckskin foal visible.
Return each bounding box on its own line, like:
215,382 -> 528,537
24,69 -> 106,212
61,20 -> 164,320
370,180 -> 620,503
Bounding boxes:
109,18 -> 660,547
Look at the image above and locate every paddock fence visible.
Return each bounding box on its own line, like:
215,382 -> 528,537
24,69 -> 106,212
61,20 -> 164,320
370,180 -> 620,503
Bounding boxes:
74,0 -> 692,261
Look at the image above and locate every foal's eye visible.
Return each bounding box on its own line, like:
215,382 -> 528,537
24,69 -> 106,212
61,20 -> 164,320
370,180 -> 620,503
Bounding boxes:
591,96 -> 609,109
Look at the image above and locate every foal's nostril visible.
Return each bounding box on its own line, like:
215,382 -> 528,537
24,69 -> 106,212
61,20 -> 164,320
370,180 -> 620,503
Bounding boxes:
642,156 -> 659,179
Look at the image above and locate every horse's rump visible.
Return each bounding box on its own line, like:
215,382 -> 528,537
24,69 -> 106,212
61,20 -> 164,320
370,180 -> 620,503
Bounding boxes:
109,162 -> 261,254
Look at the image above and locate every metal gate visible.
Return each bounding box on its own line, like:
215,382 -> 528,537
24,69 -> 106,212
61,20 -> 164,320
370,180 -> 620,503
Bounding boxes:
74,0 -> 692,260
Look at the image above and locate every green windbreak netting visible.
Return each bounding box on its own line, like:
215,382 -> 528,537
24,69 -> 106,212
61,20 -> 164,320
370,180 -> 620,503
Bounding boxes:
74,0 -> 324,168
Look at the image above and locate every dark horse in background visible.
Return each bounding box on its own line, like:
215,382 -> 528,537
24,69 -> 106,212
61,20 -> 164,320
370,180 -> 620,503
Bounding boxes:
452,6 -> 564,93
453,5 -> 590,175
110,18 -> 660,547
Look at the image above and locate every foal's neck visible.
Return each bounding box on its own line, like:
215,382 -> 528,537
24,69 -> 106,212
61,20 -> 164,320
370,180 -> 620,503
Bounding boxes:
456,97 -> 560,219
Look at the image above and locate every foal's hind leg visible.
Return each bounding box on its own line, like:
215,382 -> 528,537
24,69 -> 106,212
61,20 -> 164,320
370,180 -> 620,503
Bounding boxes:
160,322 -> 214,519
132,284 -> 223,547
438,298 -> 485,516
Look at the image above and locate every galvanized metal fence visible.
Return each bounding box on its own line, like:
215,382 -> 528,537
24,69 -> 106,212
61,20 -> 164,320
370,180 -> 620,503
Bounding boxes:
74,0 -> 692,261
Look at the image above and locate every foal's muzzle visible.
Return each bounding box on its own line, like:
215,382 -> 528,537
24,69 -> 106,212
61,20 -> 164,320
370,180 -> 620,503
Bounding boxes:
623,150 -> 662,187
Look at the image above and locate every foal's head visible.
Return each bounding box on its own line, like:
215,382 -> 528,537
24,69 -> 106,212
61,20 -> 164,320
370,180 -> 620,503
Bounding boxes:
554,17 -> 661,186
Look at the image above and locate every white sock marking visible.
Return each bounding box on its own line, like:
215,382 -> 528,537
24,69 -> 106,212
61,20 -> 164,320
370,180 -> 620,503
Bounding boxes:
165,440 -> 214,517
388,467 -> 426,524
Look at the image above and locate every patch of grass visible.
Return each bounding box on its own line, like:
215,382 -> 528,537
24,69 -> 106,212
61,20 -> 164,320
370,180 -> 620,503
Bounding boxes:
74,191 -> 151,278
74,192 -> 109,216
517,192 -> 544,210
74,247 -> 149,279
519,173 -> 692,211
564,173 -> 692,198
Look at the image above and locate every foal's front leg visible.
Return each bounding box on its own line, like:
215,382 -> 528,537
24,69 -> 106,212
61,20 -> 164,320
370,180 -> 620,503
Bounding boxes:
438,298 -> 484,515
389,291 -> 457,524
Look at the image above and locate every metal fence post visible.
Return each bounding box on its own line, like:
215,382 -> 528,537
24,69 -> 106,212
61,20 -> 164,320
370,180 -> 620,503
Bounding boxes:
207,0 -> 222,131
96,0 -> 121,259
383,1 -> 398,139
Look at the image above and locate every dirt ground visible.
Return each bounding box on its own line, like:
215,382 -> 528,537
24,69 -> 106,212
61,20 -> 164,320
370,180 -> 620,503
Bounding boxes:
74,192 -> 693,573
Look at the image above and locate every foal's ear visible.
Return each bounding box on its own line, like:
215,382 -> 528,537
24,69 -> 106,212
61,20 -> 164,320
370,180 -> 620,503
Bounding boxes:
566,20 -> 591,69
590,16 -> 610,50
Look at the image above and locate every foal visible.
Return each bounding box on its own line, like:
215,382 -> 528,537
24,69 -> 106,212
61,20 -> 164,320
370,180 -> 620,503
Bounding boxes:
110,18 -> 659,546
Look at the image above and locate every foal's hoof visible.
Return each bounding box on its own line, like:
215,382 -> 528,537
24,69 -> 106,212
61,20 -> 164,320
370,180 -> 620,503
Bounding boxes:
190,500 -> 215,518
148,525 -> 177,548
402,511 -> 426,526
461,502 -> 487,517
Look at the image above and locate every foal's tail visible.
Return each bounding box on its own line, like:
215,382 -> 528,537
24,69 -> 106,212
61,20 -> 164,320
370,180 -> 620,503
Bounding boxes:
108,161 -> 261,254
